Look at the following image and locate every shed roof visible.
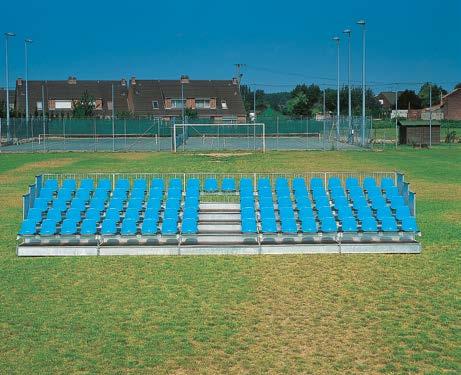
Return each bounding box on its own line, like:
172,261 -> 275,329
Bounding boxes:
398,120 -> 441,127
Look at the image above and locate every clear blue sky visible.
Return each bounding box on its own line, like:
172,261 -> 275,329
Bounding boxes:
1,0 -> 460,93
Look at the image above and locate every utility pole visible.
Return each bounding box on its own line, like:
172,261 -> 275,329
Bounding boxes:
429,84 -> 432,147
357,20 -> 366,147
234,63 -> 246,90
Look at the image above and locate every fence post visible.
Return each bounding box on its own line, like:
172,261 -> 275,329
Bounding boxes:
262,123 -> 266,153
173,124 -> 177,152
276,116 -> 279,150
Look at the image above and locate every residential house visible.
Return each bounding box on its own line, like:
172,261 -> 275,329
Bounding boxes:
377,91 -> 401,109
127,76 -> 247,123
441,88 -> 461,120
14,77 -> 129,118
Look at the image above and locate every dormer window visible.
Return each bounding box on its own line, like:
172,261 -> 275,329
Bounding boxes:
152,100 -> 159,109
221,100 -> 228,109
196,98 -> 211,109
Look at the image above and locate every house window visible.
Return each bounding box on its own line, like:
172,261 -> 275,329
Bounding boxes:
196,98 -> 211,109
221,100 -> 228,109
55,100 -> 72,109
107,101 -> 113,111
171,99 -> 185,109
36,101 -> 43,111
152,100 -> 159,109
94,99 -> 103,110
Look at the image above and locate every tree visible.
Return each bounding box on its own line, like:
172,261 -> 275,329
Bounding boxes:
184,107 -> 198,120
240,85 -> 267,113
72,91 -> 95,118
398,90 -> 422,110
0,100 -> 5,118
285,84 -> 321,116
418,82 -> 447,107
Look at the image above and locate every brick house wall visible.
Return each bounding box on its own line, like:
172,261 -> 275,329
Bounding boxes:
442,89 -> 461,120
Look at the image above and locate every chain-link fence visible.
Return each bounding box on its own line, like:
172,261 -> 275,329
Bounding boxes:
0,115 -> 372,152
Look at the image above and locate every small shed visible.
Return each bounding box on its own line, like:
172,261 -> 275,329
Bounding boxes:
398,120 -> 441,145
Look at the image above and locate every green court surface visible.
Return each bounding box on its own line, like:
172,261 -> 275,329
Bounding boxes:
0,146 -> 460,374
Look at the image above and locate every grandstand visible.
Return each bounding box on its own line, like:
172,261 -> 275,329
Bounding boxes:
17,172 -> 421,256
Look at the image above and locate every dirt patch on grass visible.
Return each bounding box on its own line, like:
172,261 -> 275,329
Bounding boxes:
413,181 -> 461,201
197,152 -> 253,158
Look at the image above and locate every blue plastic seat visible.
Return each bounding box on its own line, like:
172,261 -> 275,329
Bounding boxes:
146,198 -> 162,211
149,187 -> 163,200
85,208 -> 102,221
57,188 -> 73,202
61,219 -> 78,235
277,196 -> 293,208
310,177 -> 324,189
295,195 -> 311,209
260,206 -> 276,219
164,208 -> 179,220
385,186 -> 399,198
184,194 -> 199,205
281,217 -> 298,233
127,198 -> 143,210
345,177 -> 359,190
333,196 -> 349,208
381,177 -> 395,189
161,218 -> 178,235
395,206 -> 411,221
186,186 -> 200,198
70,198 -> 87,212
241,218 -> 257,233
317,206 -> 333,219
80,178 -> 94,190
314,196 -> 330,208
239,178 -> 253,192
348,186 -> 364,198
121,219 -> 138,235
298,206 -> 315,219
381,217 -> 398,232
356,207 -> 373,221
401,216 -> 418,232
141,218 -> 158,235
204,178 -> 218,192
301,217 -> 318,233
144,208 -> 160,221
27,207 -> 43,223
182,218 -> 198,234
167,187 -> 182,199
186,178 -> 200,190
105,208 -> 121,222
125,208 -> 141,221
43,179 -> 58,191
151,178 -> 164,191
261,217 -> 277,233
101,219 -> 117,235
131,188 -> 146,200
341,217 -> 358,232
39,219 -> 57,236
93,187 -> 110,199
112,188 -> 128,199
294,187 -> 309,199
363,177 -> 377,191
241,207 -> 256,219
19,219 -> 37,235
108,198 -> 125,211
52,199 -> 68,213
293,177 -> 307,191
330,186 -> 346,197
97,178 -> 112,191
75,189 -> 91,201
328,177 -> 342,190
169,178 -> 182,190
89,198 -> 106,212
65,208 -> 82,221
62,179 -> 77,191
361,217 -> 378,232
320,217 -> 337,233
240,197 -> 254,209
352,195 -> 368,209
133,178 -> 147,191
39,188 -> 54,200
337,207 -> 354,221
165,198 -> 181,211
183,207 -> 198,220
80,219 -> 97,235
259,197 -> 274,209
115,179 -> 130,191
390,195 -> 405,210
222,178 -> 236,192
275,186 -> 291,198
376,206 -> 392,221
46,208 -> 62,222
257,178 -> 271,190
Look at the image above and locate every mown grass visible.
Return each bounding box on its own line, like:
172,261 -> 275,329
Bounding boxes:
0,147 -> 460,374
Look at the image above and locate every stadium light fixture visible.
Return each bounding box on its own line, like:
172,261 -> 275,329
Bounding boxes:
4,32 -> 16,141
357,20 -> 366,146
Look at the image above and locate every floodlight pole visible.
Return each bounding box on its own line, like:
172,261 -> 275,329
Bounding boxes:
395,88 -> 398,149
41,84 -> 46,150
111,83 -> 115,151
429,84 -> 432,147
253,88 -> 256,123
322,88 -> 326,151
4,32 -> 16,141
357,20 -> 366,147
24,38 -> 32,133
181,82 -> 184,124
343,29 -> 352,143
333,36 -> 340,149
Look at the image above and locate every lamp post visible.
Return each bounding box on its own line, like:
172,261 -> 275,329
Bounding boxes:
4,32 -> 16,141
343,29 -> 352,143
24,38 -> 32,133
357,20 -> 366,146
333,36 -> 340,148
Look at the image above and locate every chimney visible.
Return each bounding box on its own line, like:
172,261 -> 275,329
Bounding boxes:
180,75 -> 190,84
120,78 -> 127,86
16,78 -> 23,86
68,76 -> 77,84
232,77 -> 239,85
130,76 -> 136,86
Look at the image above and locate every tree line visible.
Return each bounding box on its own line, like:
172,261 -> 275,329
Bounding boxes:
241,82 -> 461,118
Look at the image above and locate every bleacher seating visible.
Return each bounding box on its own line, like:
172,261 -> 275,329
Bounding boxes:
17,174 -> 420,255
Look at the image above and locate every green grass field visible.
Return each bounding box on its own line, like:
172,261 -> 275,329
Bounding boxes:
1,147 -> 460,374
